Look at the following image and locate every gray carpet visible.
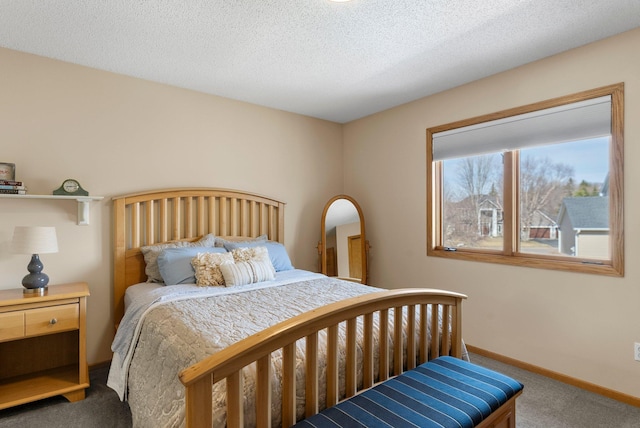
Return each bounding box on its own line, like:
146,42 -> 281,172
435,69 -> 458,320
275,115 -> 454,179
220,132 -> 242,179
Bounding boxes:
469,353 -> 640,428
1,355 -> 639,427
0,365 -> 131,428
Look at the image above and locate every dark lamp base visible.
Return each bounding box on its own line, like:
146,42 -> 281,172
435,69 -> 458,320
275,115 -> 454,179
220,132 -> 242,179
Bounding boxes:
22,254 -> 50,294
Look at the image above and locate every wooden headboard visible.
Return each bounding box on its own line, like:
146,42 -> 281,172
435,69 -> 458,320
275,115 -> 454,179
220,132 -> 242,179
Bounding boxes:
112,188 -> 285,327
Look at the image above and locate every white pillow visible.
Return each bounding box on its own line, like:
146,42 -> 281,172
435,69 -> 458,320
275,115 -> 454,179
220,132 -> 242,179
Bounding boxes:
220,259 -> 275,287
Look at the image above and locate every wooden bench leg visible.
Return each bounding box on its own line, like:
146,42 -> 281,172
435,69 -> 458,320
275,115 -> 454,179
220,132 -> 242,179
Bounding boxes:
476,392 -> 521,428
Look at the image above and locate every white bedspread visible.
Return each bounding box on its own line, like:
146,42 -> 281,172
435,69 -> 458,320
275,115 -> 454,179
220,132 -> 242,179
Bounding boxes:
108,269 -> 328,400
107,271 -> 386,427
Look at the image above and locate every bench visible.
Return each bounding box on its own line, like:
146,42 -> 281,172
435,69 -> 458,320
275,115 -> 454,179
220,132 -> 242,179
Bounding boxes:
294,356 -> 523,428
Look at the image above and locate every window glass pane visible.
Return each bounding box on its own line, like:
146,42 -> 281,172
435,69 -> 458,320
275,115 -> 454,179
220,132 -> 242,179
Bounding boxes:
518,138 -> 610,259
442,153 -> 504,251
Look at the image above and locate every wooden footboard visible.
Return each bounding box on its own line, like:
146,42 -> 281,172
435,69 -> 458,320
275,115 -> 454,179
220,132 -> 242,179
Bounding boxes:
178,288 -> 467,428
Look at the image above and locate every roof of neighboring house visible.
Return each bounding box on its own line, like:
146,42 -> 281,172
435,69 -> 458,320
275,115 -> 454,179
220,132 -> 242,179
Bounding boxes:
557,197 -> 609,229
529,210 -> 557,228
453,194 -> 502,209
478,196 -> 502,210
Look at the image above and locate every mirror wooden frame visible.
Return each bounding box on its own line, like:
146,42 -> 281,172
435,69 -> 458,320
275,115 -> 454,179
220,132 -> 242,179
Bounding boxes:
318,194 -> 369,284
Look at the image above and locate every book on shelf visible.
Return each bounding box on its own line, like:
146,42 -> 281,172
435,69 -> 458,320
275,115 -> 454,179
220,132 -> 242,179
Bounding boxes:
0,184 -> 26,190
0,180 -> 23,186
0,189 -> 26,195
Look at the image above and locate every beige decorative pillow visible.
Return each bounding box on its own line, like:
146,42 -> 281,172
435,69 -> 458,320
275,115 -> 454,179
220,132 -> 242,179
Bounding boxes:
220,259 -> 275,287
191,252 -> 234,286
230,246 -> 271,266
140,233 -> 216,283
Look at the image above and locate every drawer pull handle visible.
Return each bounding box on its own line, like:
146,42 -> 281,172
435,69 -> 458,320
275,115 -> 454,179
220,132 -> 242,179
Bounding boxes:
49,318 -> 57,325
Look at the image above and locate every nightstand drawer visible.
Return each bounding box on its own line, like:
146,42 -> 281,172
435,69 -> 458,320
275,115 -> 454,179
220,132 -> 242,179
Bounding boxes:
25,304 -> 79,336
0,312 -> 24,342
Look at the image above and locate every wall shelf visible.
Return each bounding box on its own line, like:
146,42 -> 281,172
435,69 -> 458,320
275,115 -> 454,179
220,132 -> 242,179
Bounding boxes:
0,194 -> 104,225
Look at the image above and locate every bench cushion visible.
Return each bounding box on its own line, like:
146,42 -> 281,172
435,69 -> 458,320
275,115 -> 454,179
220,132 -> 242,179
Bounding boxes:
294,356 -> 523,428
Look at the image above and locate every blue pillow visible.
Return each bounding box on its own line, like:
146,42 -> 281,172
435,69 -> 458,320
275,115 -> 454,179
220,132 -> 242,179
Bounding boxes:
157,246 -> 228,285
223,241 -> 294,272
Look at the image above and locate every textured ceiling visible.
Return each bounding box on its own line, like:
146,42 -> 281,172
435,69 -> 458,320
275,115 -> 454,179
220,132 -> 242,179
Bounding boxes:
1,1 -> 639,123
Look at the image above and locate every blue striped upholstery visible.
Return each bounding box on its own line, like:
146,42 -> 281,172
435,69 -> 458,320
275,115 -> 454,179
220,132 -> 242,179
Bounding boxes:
294,356 -> 523,428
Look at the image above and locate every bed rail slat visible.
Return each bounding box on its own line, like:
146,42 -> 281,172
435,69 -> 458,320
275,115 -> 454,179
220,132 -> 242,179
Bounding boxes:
363,312 -> 374,389
345,318 -> 357,398
159,199 -> 168,242
452,305 -> 463,358
326,324 -> 339,407
226,371 -> 242,428
393,306 -> 403,376
430,304 -> 440,360
442,305 -> 451,357
258,203 -> 267,235
172,197 -> 180,239
131,202 -> 140,248
207,197 -> 215,235
407,305 -> 416,370
379,308 -> 389,382
230,197 -> 238,236
184,373 -> 214,428
185,197 -> 194,238
196,196 -> 205,236
243,199 -> 249,237
220,197 -> 228,236
145,201 -> 154,245
268,205 -> 275,239
268,205 -> 278,240
256,355 -> 271,428
250,201 -> 257,236
419,304 -> 428,364
305,331 -> 318,418
282,343 -> 296,427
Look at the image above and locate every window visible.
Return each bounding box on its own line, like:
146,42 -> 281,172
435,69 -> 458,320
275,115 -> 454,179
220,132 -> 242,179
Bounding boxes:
427,84 -> 624,276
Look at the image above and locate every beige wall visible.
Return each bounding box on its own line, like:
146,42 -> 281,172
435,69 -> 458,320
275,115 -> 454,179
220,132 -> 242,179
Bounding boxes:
343,27 -> 640,398
0,47 -> 344,364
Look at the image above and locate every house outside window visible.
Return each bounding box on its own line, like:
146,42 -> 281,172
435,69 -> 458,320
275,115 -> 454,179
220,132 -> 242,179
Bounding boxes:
427,84 -> 624,276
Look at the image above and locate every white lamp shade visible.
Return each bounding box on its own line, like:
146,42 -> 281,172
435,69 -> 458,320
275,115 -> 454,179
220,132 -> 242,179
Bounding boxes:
12,226 -> 59,254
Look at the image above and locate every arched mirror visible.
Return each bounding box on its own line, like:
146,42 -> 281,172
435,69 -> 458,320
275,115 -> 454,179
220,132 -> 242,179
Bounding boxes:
318,195 -> 369,284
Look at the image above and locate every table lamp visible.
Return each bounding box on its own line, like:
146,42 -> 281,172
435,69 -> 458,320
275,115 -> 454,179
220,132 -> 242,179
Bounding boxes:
12,226 -> 59,294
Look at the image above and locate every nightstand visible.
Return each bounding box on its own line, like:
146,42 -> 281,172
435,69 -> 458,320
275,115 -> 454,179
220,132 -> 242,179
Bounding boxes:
0,282 -> 90,409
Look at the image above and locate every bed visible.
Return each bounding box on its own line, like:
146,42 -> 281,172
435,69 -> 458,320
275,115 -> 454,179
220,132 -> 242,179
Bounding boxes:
107,188 -> 469,427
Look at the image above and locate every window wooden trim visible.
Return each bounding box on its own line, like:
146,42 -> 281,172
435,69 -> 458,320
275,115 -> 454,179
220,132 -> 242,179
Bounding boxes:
426,83 -> 624,276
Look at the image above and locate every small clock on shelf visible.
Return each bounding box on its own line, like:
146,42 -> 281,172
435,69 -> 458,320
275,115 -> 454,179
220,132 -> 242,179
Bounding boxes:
53,179 -> 89,196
